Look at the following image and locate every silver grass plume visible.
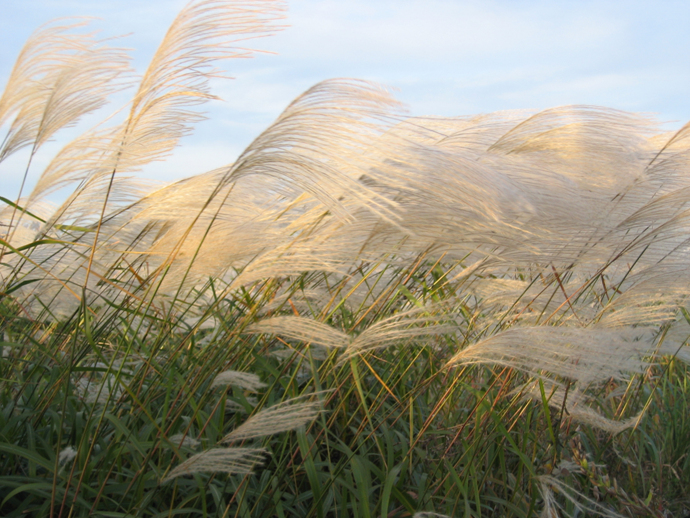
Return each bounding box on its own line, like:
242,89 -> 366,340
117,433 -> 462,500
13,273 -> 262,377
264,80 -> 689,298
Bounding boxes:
0,199 -> 55,248
58,446 -> 78,465
518,381 -> 640,434
446,327 -> 653,385
226,397 -> 258,413
0,21 -> 131,249
221,79 -> 405,222
103,0 -> 286,172
42,0 -> 285,219
168,434 -> 201,449
4,0 -> 287,314
210,370 -> 267,391
222,394 -> 324,443
74,375 -> 123,405
248,305 -> 454,362
0,20 -> 130,164
340,305 -> 456,362
161,447 -> 267,483
538,475 -> 625,518
247,316 -> 350,349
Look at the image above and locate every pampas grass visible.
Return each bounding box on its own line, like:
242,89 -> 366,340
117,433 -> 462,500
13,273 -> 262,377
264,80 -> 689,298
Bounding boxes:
2,1 -> 690,516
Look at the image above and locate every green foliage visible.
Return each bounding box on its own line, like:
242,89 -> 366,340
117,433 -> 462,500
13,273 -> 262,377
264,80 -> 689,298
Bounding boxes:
0,265 -> 688,517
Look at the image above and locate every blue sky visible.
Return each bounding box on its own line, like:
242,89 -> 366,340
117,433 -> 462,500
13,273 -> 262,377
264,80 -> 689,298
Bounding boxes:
2,0 -> 690,194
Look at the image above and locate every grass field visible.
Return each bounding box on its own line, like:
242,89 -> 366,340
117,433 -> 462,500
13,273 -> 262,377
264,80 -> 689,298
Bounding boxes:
1,1 -> 690,516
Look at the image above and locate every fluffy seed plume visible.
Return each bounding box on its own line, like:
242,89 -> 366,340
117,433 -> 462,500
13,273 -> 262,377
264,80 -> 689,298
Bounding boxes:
222,394 -> 324,443
447,327 -> 652,385
58,446 -> 77,465
210,370 -> 267,392
168,434 -> 201,449
340,306 -> 455,362
249,307 -> 453,363
74,376 -> 123,405
247,316 -> 350,349
537,475 -> 625,518
0,20 -> 130,164
519,381 -> 640,434
161,447 -> 267,483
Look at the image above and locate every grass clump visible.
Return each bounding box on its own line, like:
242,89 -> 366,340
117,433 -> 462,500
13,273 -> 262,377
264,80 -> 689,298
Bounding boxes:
2,1 -> 690,516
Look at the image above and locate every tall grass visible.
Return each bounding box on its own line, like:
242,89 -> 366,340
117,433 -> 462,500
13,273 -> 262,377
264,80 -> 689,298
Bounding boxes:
1,1 -> 690,516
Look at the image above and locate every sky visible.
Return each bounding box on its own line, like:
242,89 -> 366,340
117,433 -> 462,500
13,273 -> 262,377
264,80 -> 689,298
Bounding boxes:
2,0 -> 690,198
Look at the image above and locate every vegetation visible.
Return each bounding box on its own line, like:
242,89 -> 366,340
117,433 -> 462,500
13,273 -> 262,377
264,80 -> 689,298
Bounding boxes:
1,1 -> 689,516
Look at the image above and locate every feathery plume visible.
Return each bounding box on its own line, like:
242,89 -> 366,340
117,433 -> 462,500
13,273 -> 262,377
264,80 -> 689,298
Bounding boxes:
3,0 -> 287,316
447,327 -> 652,385
519,381 -> 640,434
222,394 -> 324,443
537,475 -> 625,518
0,21 -> 131,252
161,447 -> 267,483
58,446 -> 77,465
340,305 -> 455,362
226,397 -> 258,413
74,376 -> 123,405
0,20 -> 128,150
1,38 -> 131,165
168,434 -> 201,449
210,370 -> 267,392
247,316 -> 349,349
